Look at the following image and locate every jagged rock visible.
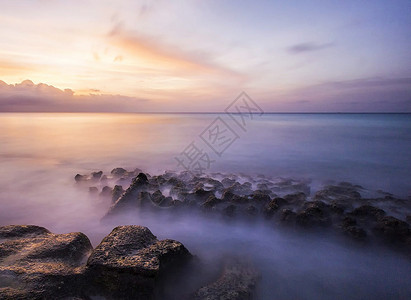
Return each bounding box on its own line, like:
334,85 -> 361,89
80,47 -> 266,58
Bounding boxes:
100,185 -> 112,197
339,217 -> 367,240
91,171 -> 103,180
296,201 -> 331,227
0,225 -> 92,299
251,191 -> 271,206
264,197 -> 287,218
111,167 -> 128,177
202,195 -> 221,209
349,205 -> 386,220
112,185 -> 125,203
74,174 -> 87,182
373,216 -> 410,243
87,225 -> 192,299
284,192 -> 306,205
105,173 -> 150,216
221,178 -> 236,188
192,258 -> 259,300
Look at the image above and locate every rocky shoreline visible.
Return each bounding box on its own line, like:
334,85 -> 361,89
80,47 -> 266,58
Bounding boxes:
79,168 -> 411,255
1,167 -> 410,299
0,224 -> 257,299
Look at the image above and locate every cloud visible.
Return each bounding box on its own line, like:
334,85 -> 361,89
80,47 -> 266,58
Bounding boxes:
0,80 -> 148,112
108,23 -> 242,77
287,42 -> 334,54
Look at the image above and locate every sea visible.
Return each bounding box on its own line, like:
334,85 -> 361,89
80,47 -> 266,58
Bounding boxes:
0,112 -> 410,299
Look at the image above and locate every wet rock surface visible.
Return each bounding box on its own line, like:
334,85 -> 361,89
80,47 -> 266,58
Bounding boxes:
0,225 -> 193,300
77,169 -> 411,254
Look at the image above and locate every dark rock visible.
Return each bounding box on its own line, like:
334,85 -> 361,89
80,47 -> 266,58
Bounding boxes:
87,225 -> 192,299
105,173 -> 150,216
192,258 -> 259,300
349,205 -> 386,220
406,215 -> 411,224
251,191 -> 271,206
373,216 -> 410,243
0,225 -> 92,299
74,174 -> 87,182
221,190 -> 235,202
296,201 -> 331,227
112,185 -> 124,203
91,171 -> 103,180
0,225 -> 50,239
202,195 -> 221,209
111,167 -> 128,177
264,197 -> 287,218
284,192 -> 306,205
100,186 -> 112,197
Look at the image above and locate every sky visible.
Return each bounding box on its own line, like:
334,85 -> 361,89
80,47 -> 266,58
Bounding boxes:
0,0 -> 410,112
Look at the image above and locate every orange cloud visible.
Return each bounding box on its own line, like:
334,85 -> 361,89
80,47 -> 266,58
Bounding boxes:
108,25 -> 242,77
0,80 -> 148,112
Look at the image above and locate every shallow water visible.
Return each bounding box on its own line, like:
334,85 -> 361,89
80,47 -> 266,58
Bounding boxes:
0,113 -> 410,299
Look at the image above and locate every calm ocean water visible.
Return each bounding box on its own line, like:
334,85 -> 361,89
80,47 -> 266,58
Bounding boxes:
0,113 -> 410,299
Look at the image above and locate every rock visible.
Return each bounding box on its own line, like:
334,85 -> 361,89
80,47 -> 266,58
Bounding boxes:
105,173 -> 150,216
112,185 -> 125,203
349,205 -> 386,220
202,195 -> 221,209
373,216 -> 410,243
192,258 -> 259,300
339,217 -> 367,240
314,184 -> 361,202
264,197 -> 287,218
111,167 -> 128,177
221,178 -> 236,188
87,225 -> 192,299
74,174 -> 87,182
91,171 -> 103,180
284,192 -> 306,205
89,186 -> 98,194
0,225 -> 50,239
406,215 -> 411,224
296,201 -> 331,227
251,191 -> 271,206
100,185 -> 112,197
0,225 -> 92,299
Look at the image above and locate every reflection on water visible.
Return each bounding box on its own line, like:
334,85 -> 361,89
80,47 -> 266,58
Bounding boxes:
0,113 -> 410,299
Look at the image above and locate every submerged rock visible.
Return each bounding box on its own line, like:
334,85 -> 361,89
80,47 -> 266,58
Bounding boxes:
192,258 -> 259,300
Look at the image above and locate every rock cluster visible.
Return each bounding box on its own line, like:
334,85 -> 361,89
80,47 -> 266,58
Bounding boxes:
0,225 -> 195,299
77,169 -> 411,253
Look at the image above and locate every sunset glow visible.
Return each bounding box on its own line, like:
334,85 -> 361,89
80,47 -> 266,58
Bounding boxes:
0,0 -> 410,111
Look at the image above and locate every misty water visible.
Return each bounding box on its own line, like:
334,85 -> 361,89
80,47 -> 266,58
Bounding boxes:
0,113 -> 410,299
